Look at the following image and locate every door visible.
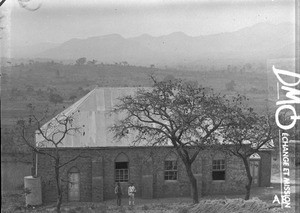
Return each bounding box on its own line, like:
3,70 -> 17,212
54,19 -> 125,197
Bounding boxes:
68,172 -> 80,201
249,160 -> 260,186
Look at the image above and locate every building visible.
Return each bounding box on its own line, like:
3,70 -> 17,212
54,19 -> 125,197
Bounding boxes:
35,87 -> 272,203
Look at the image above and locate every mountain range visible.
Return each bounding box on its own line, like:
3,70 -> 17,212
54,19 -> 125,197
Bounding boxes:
11,22 -> 295,67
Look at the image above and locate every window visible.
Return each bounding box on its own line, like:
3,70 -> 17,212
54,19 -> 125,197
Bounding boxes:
115,153 -> 129,182
164,160 -> 178,180
212,159 -> 225,180
115,162 -> 129,182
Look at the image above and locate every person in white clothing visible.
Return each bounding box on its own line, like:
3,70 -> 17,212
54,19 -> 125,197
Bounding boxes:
128,182 -> 136,206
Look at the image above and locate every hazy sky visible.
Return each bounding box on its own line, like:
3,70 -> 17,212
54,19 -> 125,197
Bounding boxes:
0,0 -> 296,47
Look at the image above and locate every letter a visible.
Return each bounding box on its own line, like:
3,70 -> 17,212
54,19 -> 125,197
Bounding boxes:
272,195 -> 281,204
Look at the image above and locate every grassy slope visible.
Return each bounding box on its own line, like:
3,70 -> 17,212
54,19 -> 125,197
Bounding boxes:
1,62 -> 272,126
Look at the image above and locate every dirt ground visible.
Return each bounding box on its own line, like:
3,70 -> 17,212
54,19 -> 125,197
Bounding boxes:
2,169 -> 298,213
1,186 -> 297,213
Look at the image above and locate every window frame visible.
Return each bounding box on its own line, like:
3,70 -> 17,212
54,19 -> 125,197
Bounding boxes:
164,160 -> 178,181
212,159 -> 226,181
115,162 -> 129,183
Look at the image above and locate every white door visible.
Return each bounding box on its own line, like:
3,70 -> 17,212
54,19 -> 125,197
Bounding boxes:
68,172 -> 80,201
250,160 -> 260,186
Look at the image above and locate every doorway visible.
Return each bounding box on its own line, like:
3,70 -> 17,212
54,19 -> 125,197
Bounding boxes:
249,153 -> 261,186
68,167 -> 80,201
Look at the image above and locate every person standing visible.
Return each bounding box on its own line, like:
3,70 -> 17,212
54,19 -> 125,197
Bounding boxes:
128,182 -> 136,206
115,182 -> 122,206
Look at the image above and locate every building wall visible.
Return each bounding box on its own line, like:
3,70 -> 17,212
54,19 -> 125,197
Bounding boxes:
37,147 -> 270,203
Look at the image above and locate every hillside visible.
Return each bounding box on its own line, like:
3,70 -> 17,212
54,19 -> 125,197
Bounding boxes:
1,61 -> 275,128
10,22 -> 295,68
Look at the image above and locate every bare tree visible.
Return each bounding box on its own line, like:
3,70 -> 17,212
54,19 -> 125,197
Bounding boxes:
110,78 -> 231,203
15,106 -> 87,213
220,96 -> 278,200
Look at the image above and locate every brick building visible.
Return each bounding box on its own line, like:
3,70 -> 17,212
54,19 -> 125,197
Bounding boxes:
35,87 -> 272,203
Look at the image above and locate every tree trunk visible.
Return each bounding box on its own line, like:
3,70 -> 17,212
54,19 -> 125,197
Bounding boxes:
242,157 -> 253,200
175,147 -> 199,204
55,164 -> 62,213
185,162 -> 199,203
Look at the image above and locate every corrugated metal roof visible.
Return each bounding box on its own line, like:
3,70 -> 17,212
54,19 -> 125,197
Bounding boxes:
41,89 -> 96,130
36,87 -> 151,148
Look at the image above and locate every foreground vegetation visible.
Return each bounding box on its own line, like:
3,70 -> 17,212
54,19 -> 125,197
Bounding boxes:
1,193 -> 295,213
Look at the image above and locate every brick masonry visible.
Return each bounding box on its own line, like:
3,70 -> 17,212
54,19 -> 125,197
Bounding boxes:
37,147 -> 271,203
